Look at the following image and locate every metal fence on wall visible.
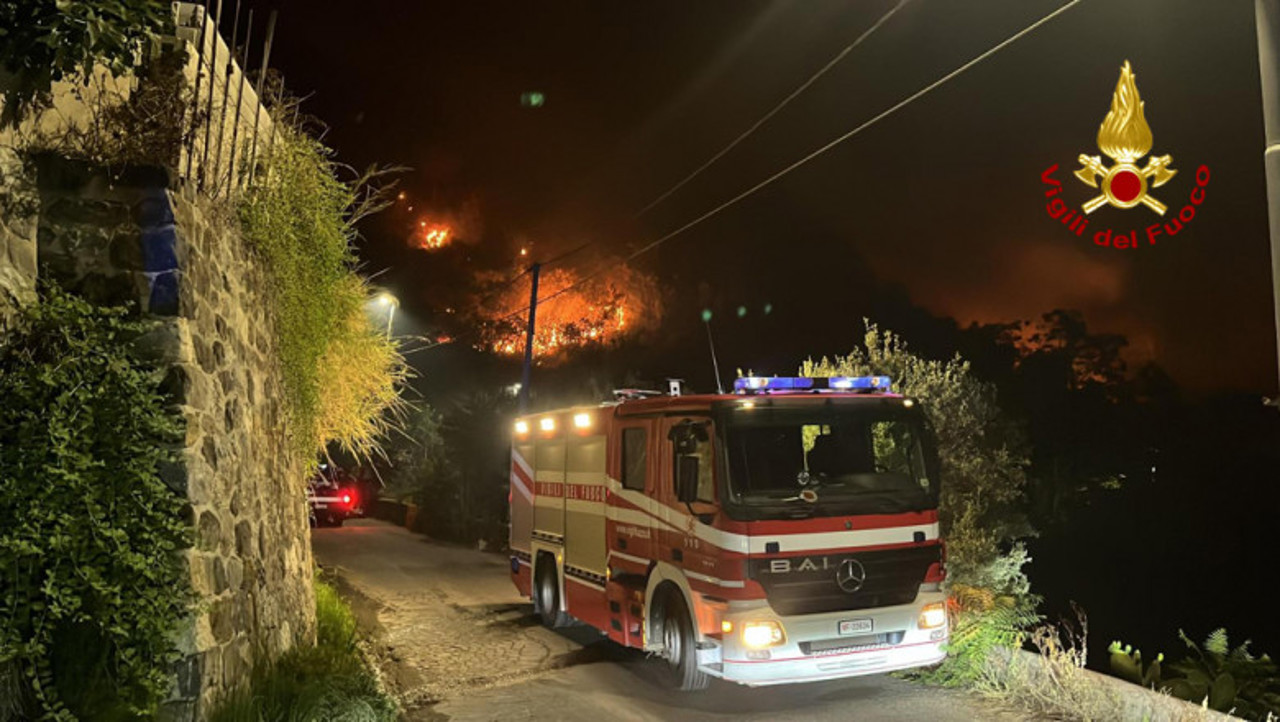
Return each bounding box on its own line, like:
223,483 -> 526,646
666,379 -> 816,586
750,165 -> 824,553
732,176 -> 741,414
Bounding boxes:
172,1 -> 278,198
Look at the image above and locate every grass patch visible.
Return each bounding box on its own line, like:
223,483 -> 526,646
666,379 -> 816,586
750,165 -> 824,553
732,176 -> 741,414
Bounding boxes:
208,573 -> 395,722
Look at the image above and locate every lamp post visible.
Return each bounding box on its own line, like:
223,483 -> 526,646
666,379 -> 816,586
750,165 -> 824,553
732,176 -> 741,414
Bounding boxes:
376,292 -> 398,337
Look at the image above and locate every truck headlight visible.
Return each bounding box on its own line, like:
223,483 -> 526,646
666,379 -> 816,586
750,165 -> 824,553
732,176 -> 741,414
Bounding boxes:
742,620 -> 786,649
918,602 -> 947,630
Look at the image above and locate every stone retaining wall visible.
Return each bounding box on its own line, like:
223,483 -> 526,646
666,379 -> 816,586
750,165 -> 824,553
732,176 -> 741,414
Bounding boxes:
28,157 -> 314,720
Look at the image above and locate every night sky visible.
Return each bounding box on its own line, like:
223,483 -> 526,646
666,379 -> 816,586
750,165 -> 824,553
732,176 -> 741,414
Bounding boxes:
243,0 -> 1276,396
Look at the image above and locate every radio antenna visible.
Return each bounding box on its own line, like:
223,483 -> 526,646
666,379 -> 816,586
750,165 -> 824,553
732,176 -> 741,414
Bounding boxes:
702,310 -> 725,394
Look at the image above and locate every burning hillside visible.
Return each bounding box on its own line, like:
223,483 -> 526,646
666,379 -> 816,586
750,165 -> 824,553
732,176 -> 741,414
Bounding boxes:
475,263 -> 660,363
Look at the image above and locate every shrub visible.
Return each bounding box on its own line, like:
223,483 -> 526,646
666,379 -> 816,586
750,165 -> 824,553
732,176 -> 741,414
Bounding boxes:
801,323 -> 1039,684
384,395 -> 511,547
0,287 -> 193,720
208,574 -> 395,722
1111,630 -> 1280,718
0,0 -> 170,126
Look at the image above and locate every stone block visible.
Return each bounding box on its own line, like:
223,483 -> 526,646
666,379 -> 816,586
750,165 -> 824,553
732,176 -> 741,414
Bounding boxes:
171,652 -> 203,699
234,520 -> 253,557
212,556 -> 228,594
209,599 -> 236,644
201,436 -> 218,471
226,556 -> 244,592
108,230 -> 143,269
187,552 -> 213,598
197,509 -> 223,553
132,318 -> 188,365
6,237 -> 35,277
159,365 -> 190,405
221,640 -> 250,691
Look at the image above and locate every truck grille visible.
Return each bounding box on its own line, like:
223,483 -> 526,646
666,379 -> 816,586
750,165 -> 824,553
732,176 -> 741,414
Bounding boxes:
747,544 -> 940,616
800,631 -> 905,656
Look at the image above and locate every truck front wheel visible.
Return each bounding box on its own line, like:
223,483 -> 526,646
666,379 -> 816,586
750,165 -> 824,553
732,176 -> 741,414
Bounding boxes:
657,589 -> 710,691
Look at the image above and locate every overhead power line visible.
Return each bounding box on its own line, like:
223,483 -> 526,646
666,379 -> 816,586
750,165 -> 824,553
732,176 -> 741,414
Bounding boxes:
635,0 -> 911,218
422,0 -> 1084,355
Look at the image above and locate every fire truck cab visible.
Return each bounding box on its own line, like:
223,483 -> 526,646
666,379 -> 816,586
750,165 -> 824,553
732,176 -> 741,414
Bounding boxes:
508,376 -> 948,689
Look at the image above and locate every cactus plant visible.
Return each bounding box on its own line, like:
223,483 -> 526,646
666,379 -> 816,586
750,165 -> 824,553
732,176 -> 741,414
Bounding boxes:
1109,641 -> 1164,688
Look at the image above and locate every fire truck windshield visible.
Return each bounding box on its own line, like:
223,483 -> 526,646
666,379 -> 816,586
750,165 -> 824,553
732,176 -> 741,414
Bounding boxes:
718,401 -> 939,519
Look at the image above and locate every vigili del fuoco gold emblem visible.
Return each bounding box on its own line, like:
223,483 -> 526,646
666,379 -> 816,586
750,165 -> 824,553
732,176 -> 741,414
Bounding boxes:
1074,61 -> 1176,215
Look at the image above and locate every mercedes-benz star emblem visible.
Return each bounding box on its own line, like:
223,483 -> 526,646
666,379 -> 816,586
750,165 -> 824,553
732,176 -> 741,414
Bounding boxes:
835,558 -> 866,594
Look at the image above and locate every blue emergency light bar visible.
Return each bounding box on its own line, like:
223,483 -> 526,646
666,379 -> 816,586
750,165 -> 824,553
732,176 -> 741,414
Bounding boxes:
733,375 -> 892,393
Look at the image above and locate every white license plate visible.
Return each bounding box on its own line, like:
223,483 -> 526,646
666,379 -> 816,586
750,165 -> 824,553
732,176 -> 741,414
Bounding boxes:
838,618 -> 873,635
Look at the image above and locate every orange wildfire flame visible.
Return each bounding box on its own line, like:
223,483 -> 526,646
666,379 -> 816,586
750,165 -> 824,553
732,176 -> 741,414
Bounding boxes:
414,220 -> 452,251
476,264 -> 658,362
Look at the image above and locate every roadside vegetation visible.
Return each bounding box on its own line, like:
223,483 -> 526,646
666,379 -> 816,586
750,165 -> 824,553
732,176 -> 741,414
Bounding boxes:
0,288 -> 194,721
806,324 -> 1280,720
1110,630 -> 1280,719
208,572 -> 396,722
383,391 -> 513,549
238,117 -> 408,461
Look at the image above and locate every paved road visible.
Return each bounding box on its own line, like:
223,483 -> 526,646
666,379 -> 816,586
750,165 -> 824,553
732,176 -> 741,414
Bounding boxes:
312,519 -> 1022,722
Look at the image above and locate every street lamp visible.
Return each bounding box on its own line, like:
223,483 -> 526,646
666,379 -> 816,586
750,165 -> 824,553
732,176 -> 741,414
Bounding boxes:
375,292 -> 398,337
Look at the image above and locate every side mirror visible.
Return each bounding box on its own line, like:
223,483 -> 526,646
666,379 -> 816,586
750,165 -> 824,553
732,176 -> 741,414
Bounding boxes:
668,420 -> 709,454
676,455 -> 700,504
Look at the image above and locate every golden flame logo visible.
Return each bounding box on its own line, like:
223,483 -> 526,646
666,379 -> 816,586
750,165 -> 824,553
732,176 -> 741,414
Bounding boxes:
1074,61 -> 1176,215
1097,62 -> 1152,163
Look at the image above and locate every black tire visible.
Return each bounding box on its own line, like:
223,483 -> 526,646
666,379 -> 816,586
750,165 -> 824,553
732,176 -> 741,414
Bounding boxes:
329,514 -> 344,528
534,556 -> 569,628
657,589 -> 710,691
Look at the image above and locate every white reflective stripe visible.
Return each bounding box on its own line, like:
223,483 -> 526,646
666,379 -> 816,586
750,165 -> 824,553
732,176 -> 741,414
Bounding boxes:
605,505 -> 677,532
604,477 -> 940,555
753,523 -> 939,553
565,499 -> 604,514
510,471 -> 533,502
512,449 -> 534,478
609,549 -> 649,567
685,570 -> 746,589
311,496 -> 345,503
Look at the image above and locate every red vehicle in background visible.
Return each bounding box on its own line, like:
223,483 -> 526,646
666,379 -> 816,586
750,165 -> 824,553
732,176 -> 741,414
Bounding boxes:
308,464 -> 361,527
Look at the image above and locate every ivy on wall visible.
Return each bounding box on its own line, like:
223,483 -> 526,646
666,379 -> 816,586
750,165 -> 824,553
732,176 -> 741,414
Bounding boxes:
0,287 -> 194,720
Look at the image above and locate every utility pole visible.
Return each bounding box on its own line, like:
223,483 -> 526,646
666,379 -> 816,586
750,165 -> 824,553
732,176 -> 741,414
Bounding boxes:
518,263 -> 541,414
1257,0 -> 1280,404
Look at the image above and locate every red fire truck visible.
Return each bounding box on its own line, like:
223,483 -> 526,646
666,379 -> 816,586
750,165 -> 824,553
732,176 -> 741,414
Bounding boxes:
508,375 -> 948,689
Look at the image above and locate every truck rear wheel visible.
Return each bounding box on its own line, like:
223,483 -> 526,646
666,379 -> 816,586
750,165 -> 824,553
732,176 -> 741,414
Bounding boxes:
658,589 -> 710,691
534,555 -> 569,628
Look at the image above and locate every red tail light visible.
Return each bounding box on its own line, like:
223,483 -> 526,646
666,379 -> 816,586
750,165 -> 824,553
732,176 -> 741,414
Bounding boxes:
342,493 -> 352,505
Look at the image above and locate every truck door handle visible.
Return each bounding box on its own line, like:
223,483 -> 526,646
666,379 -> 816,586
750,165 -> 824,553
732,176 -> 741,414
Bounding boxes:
671,548 -> 683,562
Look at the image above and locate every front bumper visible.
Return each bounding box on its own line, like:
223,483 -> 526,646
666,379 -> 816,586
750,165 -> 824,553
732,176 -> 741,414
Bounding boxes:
708,591 -> 948,686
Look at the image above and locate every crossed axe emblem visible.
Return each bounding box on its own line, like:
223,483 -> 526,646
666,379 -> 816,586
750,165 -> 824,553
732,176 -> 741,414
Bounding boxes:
1073,154 -> 1176,215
